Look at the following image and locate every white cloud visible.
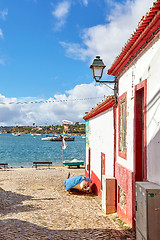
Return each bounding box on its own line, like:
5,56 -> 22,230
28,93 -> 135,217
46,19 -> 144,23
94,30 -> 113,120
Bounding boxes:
0,83 -> 113,126
60,0 -> 154,68
51,0 -> 89,30
52,1 -> 71,30
0,28 -> 3,39
0,8 -> 8,21
60,41 -> 87,61
82,0 -> 88,6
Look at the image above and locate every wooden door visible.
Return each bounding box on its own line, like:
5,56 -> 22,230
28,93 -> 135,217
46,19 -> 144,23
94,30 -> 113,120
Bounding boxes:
134,80 -> 147,181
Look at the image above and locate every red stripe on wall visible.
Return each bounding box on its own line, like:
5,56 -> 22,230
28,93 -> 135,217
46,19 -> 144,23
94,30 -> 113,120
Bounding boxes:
90,170 -> 102,198
115,162 -> 135,228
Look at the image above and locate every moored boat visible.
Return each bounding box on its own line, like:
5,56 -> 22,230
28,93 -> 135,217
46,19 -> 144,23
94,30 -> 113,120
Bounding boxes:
12,132 -> 22,136
41,134 -> 57,141
41,136 -> 56,141
63,159 -> 84,168
50,135 -> 75,141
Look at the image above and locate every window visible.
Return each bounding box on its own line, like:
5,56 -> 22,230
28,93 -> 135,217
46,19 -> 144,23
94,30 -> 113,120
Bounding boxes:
118,93 -> 127,159
118,186 -> 126,209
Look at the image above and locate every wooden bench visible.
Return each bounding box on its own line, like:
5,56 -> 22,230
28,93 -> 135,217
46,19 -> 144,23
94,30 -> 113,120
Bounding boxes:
32,162 -> 52,169
0,163 -> 8,169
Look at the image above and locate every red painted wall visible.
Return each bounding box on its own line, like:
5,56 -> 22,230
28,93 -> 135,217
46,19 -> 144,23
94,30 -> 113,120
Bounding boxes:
115,162 -> 135,228
90,170 -> 102,198
85,161 -> 102,198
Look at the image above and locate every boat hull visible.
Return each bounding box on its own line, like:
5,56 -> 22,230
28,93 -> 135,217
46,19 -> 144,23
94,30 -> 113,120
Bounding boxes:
63,160 -> 84,168
50,137 -> 75,141
63,161 -> 84,166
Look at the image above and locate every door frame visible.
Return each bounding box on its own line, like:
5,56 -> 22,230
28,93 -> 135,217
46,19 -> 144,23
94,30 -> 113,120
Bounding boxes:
101,152 -> 105,189
88,148 -> 91,179
134,79 -> 147,181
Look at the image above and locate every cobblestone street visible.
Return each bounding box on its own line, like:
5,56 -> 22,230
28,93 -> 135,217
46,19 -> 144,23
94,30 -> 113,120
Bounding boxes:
0,167 -> 136,239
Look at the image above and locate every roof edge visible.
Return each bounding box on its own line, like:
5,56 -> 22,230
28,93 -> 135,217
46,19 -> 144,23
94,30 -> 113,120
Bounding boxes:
83,95 -> 115,120
107,0 -> 160,77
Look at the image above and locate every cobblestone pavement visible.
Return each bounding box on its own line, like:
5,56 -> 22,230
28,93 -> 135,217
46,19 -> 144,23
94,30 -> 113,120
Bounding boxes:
0,167 -> 136,239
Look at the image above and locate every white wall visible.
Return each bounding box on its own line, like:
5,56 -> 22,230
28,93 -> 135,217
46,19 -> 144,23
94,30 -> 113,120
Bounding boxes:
117,37 -> 160,184
147,41 -> 160,185
86,108 -> 114,181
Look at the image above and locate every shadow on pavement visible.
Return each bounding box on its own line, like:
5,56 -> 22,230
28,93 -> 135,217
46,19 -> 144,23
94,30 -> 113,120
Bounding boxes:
0,187 -> 39,216
0,218 -> 136,240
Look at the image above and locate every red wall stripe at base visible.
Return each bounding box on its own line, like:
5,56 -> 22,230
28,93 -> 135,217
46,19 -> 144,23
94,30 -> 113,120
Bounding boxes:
85,169 -> 102,198
85,160 -> 136,227
115,162 -> 135,228
90,170 -> 102,198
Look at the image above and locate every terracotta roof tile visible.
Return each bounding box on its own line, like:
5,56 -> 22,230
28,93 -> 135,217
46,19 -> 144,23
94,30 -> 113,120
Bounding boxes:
83,95 -> 115,120
108,0 -> 160,76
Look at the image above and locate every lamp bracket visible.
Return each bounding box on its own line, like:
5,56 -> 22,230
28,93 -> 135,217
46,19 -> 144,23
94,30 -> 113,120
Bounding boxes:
95,79 -> 116,84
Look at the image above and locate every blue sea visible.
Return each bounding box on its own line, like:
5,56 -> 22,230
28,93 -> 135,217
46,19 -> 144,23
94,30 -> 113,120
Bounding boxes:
0,134 -> 85,167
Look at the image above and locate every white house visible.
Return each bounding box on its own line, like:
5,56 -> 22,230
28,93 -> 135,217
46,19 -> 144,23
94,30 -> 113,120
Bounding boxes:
83,96 -> 115,197
84,0 -> 160,228
107,0 -> 160,227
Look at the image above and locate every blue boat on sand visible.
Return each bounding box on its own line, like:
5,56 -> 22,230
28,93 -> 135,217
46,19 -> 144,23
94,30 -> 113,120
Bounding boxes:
64,175 -> 92,192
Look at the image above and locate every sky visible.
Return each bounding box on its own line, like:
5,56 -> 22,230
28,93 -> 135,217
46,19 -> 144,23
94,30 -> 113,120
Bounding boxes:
0,0 -> 154,126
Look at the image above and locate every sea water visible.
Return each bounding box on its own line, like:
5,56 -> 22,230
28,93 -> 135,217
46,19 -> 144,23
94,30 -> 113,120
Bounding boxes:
0,134 -> 85,167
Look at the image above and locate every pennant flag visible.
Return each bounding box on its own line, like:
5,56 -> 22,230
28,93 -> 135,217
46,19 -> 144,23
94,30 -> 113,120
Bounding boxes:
64,125 -> 69,131
62,138 -> 67,150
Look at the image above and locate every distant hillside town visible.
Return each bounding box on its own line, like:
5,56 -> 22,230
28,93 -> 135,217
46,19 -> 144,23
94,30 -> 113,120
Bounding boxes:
3,122 -> 85,135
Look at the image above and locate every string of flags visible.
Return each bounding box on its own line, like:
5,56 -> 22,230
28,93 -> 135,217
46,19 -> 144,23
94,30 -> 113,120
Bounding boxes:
0,96 -> 105,105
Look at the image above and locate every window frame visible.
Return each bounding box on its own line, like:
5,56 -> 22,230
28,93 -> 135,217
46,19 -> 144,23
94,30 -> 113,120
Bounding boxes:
118,92 -> 127,159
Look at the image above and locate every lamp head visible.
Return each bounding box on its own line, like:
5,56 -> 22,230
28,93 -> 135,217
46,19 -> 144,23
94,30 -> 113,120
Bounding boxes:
90,56 -> 106,81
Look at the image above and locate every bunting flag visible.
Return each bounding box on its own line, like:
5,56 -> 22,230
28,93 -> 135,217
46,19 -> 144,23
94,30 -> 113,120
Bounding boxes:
62,138 -> 67,150
0,96 -> 104,106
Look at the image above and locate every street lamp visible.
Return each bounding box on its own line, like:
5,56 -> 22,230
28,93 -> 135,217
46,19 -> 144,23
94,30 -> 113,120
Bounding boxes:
90,56 -> 118,102
90,56 -> 106,81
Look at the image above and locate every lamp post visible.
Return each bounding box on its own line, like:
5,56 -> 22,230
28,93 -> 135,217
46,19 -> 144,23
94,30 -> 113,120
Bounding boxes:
90,56 -> 118,103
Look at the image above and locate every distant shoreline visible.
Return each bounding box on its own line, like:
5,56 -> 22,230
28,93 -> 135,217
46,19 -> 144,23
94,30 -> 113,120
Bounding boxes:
3,124 -> 85,135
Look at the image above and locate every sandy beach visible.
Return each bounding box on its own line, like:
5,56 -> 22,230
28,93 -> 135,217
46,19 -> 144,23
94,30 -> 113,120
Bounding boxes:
0,166 -> 135,239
